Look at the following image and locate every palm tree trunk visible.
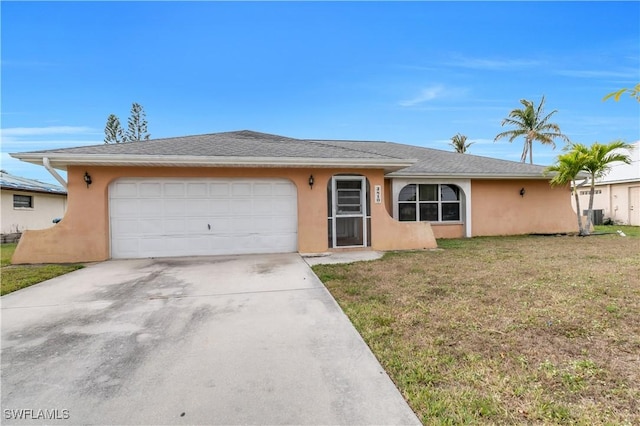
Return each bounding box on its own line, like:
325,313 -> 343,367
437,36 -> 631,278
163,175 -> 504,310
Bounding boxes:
572,179 -> 584,235
584,174 -> 596,235
529,140 -> 533,164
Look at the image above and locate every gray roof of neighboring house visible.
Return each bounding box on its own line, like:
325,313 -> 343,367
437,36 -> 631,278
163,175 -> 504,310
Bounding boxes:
10,130 -> 552,179
0,170 -> 67,195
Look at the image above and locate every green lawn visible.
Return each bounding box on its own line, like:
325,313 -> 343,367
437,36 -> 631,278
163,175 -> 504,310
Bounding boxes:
313,232 -> 640,425
594,224 -> 640,236
1,243 -> 84,296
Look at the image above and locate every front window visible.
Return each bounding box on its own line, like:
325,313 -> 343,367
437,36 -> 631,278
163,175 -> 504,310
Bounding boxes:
399,184 -> 461,222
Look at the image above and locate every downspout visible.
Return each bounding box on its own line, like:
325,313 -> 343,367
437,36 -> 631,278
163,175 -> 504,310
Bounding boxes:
43,157 -> 68,190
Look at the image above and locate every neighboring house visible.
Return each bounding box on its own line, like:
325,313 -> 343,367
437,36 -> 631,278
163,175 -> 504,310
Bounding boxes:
0,170 -> 67,240
10,130 -> 577,264
572,141 -> 639,226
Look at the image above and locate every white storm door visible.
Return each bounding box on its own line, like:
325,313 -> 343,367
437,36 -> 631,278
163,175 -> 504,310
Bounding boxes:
332,176 -> 367,248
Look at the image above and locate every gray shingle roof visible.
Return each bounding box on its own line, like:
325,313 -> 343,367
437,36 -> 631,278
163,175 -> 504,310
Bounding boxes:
0,170 -> 67,195
11,130 -> 552,178
19,130 -> 400,160
315,140 -> 549,178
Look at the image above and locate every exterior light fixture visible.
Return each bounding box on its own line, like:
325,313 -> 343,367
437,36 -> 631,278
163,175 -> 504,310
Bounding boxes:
519,187 -> 525,197
84,172 -> 92,188
309,174 -> 314,189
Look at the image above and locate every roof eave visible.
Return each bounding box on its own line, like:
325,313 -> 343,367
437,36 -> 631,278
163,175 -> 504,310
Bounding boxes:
10,153 -> 416,173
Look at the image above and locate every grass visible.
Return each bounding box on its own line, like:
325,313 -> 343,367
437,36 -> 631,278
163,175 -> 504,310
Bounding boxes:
1,243 -> 84,296
594,224 -> 640,237
313,231 -> 640,425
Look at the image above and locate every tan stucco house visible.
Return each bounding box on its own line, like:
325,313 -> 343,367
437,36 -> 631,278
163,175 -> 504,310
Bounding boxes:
0,170 -> 67,242
10,130 -> 577,264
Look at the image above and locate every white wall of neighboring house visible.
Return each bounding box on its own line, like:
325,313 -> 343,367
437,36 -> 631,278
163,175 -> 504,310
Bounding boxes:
1,190 -> 67,234
572,141 -> 640,225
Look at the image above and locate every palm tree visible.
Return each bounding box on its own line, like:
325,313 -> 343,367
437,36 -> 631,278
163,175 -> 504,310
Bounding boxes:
575,141 -> 633,234
450,133 -> 474,153
495,96 -> 570,164
545,148 -> 589,235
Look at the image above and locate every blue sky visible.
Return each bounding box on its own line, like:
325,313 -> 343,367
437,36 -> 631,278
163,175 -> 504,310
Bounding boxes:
2,1 -> 639,184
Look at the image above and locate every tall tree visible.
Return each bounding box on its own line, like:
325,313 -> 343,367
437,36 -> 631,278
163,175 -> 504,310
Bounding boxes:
494,96 -> 569,164
545,148 -> 589,235
575,141 -> 633,234
450,133 -> 474,153
104,114 -> 124,144
124,102 -> 150,142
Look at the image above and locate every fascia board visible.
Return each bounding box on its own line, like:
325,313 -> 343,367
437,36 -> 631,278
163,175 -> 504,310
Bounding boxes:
10,153 -> 416,172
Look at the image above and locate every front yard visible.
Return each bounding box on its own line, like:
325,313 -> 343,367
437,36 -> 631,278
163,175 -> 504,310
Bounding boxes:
313,230 -> 640,425
1,243 -> 84,295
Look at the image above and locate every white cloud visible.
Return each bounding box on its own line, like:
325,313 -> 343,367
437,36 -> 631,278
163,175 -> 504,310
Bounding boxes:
399,85 -> 445,107
444,56 -> 542,70
553,69 -> 637,79
398,85 -> 470,107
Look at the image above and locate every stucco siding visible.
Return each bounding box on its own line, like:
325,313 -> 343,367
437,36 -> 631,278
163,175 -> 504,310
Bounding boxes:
12,166 -> 436,264
1,190 -> 67,234
471,179 -> 578,236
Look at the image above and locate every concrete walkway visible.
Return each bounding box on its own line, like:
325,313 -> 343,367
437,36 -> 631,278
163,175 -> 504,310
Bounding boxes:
1,253 -> 419,425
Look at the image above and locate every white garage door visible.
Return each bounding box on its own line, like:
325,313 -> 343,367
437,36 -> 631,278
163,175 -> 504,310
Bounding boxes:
109,178 -> 298,258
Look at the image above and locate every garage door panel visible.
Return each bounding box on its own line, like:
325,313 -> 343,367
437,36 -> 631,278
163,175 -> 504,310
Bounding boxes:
185,199 -> 210,215
139,183 -> 162,197
164,183 -> 185,197
211,200 -> 230,215
273,216 -> 297,232
111,182 -> 138,197
140,199 -> 163,215
187,183 -> 208,197
112,219 -> 139,235
164,219 -> 187,234
232,183 -> 252,196
231,216 -> 255,232
253,199 -> 273,214
273,183 -> 296,196
110,178 -> 297,258
187,218 -> 210,233
164,199 -> 185,216
141,219 -> 163,235
112,238 -> 139,257
210,183 -> 229,197
253,183 -> 272,196
231,199 -> 252,214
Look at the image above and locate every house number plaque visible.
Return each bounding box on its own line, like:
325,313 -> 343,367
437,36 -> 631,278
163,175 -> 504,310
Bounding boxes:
374,185 -> 382,204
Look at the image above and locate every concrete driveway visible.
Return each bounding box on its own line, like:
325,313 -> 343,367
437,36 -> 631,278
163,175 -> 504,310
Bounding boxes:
1,254 -> 419,425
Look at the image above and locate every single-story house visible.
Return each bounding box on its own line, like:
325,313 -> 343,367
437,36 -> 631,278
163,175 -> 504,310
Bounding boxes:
0,170 -> 67,242
572,141 -> 639,226
10,130 -> 577,264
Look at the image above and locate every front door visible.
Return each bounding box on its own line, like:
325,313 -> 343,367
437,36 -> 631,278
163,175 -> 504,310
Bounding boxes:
332,176 -> 367,247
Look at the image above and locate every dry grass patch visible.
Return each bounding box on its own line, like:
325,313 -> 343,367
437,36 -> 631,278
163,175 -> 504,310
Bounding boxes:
313,234 -> 640,425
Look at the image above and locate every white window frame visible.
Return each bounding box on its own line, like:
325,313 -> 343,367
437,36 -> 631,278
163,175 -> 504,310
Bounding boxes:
392,178 -> 471,237
398,184 -> 461,222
